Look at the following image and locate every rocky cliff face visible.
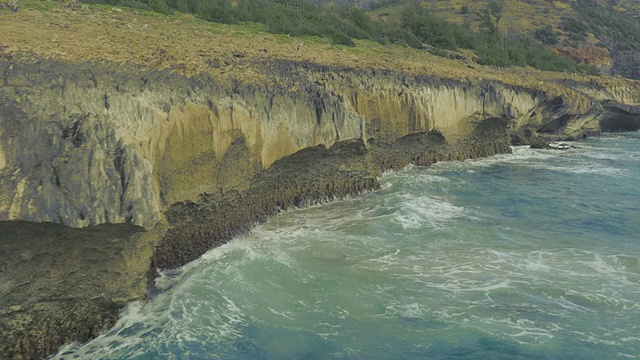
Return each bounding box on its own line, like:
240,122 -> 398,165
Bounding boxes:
611,50 -> 640,81
0,55 -> 616,230
1,53 -> 639,359
600,101 -> 640,131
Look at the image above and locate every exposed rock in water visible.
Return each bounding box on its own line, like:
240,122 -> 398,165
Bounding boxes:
510,128 -> 550,149
1,53 -> 640,359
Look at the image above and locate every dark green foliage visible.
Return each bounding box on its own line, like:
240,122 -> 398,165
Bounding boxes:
476,0 -> 503,34
534,25 -> 558,45
400,2 -> 458,49
149,0 -> 170,14
577,63 -> 601,76
560,17 -> 587,42
331,32 -> 357,47
474,33 -> 577,72
223,0 -> 389,43
366,0 -> 401,10
197,0 -> 236,24
572,0 -> 640,52
383,26 -> 423,48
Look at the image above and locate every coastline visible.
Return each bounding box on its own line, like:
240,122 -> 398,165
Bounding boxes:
1,5 -> 640,357
1,53 -> 639,359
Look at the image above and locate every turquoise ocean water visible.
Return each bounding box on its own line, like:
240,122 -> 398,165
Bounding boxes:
58,133 -> 640,359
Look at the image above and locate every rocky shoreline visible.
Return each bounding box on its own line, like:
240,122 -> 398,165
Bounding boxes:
1,125 -> 512,360
1,53 -> 640,359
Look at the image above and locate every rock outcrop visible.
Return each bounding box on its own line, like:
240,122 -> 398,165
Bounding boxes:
600,101 -> 640,132
1,53 -> 639,359
611,50 -> 640,81
555,46 -> 612,69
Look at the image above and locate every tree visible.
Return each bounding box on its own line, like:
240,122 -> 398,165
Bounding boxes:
477,0 -> 503,34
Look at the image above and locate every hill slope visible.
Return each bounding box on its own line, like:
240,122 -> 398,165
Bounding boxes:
371,0 -> 640,79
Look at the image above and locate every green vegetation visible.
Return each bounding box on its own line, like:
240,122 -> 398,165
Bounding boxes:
474,32 -> 580,71
534,25 -> 558,45
400,2 -> 469,50
560,17 -> 587,43
572,0 -> 640,52
476,0 -> 503,34
397,1 -> 594,73
78,0 -> 597,74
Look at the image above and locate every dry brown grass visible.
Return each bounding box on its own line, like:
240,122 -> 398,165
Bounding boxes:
0,0 -> 637,95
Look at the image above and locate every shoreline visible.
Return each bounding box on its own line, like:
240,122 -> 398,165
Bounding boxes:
1,48 -> 639,358
1,127 -> 636,359
50,130 -> 640,358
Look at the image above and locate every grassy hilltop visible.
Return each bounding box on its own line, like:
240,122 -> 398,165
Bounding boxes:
5,0 -> 640,78
1,0 -> 639,91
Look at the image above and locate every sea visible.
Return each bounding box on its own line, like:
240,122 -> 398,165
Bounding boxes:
57,132 -> 640,359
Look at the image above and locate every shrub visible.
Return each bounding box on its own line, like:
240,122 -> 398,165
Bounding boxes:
400,2 -> 459,49
534,25 -> 558,45
331,32 -> 356,47
149,0 -> 170,14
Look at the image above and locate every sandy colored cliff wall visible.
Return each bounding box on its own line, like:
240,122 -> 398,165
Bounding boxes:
1,57 -> 617,231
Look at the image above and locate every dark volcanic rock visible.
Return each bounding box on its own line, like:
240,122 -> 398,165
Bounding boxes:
152,116 -> 513,274
601,101 -> 640,132
0,221 -> 150,360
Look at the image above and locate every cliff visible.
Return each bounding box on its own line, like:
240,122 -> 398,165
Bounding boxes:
2,4 -> 640,360
0,55 -> 613,230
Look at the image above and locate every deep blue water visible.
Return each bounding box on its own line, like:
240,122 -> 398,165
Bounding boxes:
58,133 -> 640,359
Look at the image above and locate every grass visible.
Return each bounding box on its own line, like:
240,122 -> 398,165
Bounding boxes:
0,0 -> 637,97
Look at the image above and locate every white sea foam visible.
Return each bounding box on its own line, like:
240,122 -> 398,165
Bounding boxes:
394,195 -> 467,229
414,174 -> 451,184
466,146 -> 555,166
385,303 -> 425,318
581,150 -> 630,161
56,302 -> 159,359
425,144 -> 630,180
541,164 -> 628,177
